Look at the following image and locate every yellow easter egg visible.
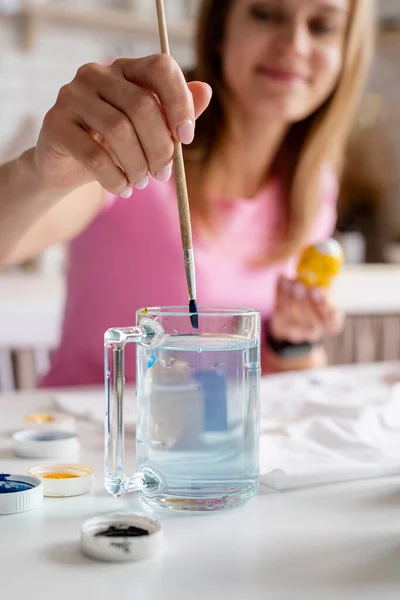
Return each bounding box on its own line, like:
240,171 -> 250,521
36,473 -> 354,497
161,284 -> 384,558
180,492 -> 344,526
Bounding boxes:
297,238 -> 343,288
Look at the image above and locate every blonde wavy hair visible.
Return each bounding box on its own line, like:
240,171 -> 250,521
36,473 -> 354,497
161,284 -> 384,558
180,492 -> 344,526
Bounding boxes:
185,0 -> 376,262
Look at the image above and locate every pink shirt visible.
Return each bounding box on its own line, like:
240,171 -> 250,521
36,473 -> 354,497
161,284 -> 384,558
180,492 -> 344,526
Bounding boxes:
41,171 -> 337,387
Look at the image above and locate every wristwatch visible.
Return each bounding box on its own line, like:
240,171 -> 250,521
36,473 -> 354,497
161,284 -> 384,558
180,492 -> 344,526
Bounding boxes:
265,321 -> 317,359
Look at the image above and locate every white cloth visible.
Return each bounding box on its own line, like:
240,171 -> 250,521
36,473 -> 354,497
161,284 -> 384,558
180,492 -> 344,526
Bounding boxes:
259,363 -> 400,489
53,362 -> 400,491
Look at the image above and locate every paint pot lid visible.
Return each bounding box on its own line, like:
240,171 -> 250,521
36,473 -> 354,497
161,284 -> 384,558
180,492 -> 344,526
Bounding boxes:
80,513 -> 163,562
28,464 -> 95,497
12,429 -> 80,459
0,474 -> 43,515
24,411 -> 76,432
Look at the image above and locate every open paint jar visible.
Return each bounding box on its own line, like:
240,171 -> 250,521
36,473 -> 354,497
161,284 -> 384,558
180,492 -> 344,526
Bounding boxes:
0,474 -> 43,514
28,464 -> 95,497
80,513 -> 163,562
13,429 -> 80,459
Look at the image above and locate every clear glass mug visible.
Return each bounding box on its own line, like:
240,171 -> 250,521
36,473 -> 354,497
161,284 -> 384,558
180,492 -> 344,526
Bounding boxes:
104,306 -> 261,512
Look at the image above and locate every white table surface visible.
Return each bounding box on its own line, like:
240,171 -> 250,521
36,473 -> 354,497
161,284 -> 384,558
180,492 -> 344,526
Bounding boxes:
2,373 -> 400,600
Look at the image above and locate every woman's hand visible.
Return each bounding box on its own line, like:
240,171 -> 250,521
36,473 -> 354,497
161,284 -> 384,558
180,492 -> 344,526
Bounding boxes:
269,276 -> 344,345
34,56 -> 212,197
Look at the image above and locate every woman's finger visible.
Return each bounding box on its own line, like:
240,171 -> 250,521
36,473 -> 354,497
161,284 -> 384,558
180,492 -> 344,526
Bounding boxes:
309,288 -> 344,335
187,80 -> 213,119
93,73 -> 174,180
323,306 -> 345,336
51,119 -> 129,195
113,55 -> 197,144
275,276 -> 290,308
270,277 -> 295,340
274,279 -> 316,343
73,64 -> 174,183
67,92 -> 152,190
289,282 -> 323,341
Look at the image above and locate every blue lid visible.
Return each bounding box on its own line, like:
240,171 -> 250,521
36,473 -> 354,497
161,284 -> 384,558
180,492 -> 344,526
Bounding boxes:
0,473 -> 43,514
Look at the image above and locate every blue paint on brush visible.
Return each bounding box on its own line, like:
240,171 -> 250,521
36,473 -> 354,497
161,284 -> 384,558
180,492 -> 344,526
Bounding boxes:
189,299 -> 199,329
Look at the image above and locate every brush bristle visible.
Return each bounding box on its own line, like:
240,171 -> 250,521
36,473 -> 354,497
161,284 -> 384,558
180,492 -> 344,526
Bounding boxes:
189,299 -> 199,329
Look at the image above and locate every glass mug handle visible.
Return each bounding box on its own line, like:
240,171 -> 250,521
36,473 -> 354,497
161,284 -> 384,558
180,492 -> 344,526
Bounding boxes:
104,319 -> 165,498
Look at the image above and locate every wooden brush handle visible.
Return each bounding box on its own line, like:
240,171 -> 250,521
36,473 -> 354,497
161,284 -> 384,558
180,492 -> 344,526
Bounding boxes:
155,0 -> 193,251
155,0 -> 170,54
173,142 -> 193,249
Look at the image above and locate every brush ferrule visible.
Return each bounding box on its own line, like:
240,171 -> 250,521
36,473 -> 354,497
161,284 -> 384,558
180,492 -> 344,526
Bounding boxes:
183,248 -> 197,300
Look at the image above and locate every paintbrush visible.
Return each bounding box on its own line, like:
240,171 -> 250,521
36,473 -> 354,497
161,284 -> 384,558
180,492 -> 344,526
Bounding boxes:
155,0 -> 198,329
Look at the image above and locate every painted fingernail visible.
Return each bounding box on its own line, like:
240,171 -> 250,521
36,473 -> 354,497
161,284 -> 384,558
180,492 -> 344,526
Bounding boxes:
204,83 -> 213,99
177,120 -> 194,145
293,282 -> 306,298
134,175 -> 149,190
310,288 -> 323,303
120,186 -> 132,199
155,164 -> 172,182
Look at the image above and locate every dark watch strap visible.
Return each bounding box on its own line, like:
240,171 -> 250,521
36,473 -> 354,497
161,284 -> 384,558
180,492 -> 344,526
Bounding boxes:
265,322 -> 316,359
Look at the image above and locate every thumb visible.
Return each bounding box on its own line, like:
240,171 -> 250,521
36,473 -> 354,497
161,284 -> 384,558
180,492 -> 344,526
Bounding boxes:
187,81 -> 213,121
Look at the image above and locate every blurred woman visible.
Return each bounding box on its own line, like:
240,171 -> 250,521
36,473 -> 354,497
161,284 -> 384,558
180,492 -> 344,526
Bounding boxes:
0,0 -> 375,384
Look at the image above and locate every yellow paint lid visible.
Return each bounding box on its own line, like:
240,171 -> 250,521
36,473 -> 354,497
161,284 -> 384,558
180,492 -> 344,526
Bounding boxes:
28,464 -> 95,497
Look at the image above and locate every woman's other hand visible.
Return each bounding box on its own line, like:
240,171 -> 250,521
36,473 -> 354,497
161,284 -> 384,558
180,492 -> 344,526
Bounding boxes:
269,276 -> 344,345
